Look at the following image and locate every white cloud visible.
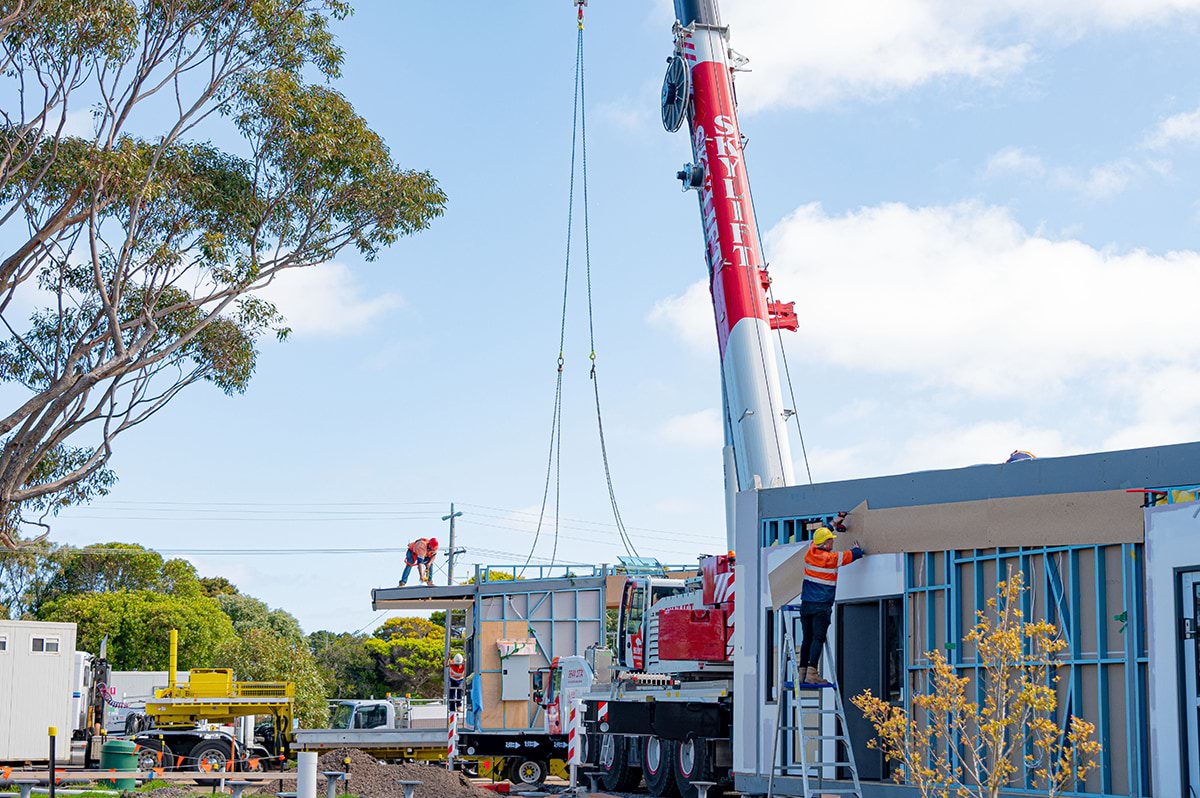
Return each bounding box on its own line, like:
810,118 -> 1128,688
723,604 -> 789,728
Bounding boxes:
1051,158 -> 1142,199
253,263 -> 401,337
1102,366 -> 1200,450
808,420 -> 1074,482
985,147 -> 1143,199
1142,107 -> 1200,149
648,279 -> 712,351
655,201 -> 1200,403
657,409 -> 724,449
60,109 -> 96,138
985,147 -> 1046,179
720,0 -> 1200,110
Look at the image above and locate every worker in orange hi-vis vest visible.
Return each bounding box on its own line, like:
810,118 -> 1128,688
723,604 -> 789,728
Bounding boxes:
447,653 -> 466,712
798,526 -> 864,685
399,537 -> 439,586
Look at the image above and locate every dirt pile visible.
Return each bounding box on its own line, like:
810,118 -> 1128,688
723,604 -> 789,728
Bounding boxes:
317,748 -> 493,798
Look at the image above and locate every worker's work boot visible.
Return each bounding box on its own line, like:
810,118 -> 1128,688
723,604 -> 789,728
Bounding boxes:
807,667 -> 832,686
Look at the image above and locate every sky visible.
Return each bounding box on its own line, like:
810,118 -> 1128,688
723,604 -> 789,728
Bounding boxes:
11,0 -> 1200,635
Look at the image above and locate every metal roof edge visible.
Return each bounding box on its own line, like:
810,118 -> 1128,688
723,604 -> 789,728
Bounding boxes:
758,440 -> 1200,518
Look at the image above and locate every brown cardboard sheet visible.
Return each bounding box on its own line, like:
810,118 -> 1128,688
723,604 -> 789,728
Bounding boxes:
839,489 -> 1144,554
767,545 -> 809,610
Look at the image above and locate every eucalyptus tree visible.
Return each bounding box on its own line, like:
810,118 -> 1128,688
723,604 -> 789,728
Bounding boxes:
0,0 -> 446,546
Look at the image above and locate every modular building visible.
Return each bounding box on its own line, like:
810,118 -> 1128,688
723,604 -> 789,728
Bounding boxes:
372,564 -> 610,732
733,440 -> 1200,798
0,620 -> 78,763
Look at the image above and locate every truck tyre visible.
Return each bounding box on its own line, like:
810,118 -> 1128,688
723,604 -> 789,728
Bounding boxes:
507,757 -> 548,786
642,735 -> 680,797
598,734 -> 641,793
190,740 -> 232,784
136,739 -> 171,772
674,736 -> 715,798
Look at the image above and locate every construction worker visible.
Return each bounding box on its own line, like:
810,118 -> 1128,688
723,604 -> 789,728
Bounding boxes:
447,652 -> 466,712
399,537 -> 439,586
797,526 -> 863,686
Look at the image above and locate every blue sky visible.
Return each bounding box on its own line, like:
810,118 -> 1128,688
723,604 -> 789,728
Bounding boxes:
19,0 -> 1200,634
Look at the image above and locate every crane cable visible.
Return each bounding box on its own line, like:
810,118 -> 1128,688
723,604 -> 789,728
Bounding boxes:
578,6 -> 640,561
520,3 -> 638,574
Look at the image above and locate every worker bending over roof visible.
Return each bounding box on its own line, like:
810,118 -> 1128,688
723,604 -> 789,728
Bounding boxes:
399,537 -> 439,586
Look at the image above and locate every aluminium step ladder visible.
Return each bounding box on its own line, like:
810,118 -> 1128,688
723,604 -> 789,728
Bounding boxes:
767,603 -> 863,798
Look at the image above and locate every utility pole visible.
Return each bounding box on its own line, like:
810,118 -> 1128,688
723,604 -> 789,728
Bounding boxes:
441,503 -> 464,724
442,503 -> 463,586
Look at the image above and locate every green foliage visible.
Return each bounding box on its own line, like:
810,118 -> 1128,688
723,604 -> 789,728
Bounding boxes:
466,570 -> 523,584
0,541 -> 63,617
0,542 -> 200,618
217,592 -> 303,643
308,630 -> 388,699
365,616 -> 447,698
199,576 -> 239,597
0,0 -> 447,545
38,589 -> 235,670
54,542 -> 177,593
215,627 -> 329,728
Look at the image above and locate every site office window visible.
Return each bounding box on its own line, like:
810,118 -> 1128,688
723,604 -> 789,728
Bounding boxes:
31,635 -> 61,654
0,635 -> 7,652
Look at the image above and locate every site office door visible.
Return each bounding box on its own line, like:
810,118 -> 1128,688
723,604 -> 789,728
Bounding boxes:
836,597 -> 902,782
1183,570 -> 1200,798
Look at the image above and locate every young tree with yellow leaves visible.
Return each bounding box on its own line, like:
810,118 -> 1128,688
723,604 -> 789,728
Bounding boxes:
852,570 -> 1101,798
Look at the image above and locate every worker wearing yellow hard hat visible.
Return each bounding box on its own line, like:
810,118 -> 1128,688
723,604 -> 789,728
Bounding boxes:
797,523 -> 865,685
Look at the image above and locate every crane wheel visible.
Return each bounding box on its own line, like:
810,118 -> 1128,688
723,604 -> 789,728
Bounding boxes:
642,735 -> 680,797
674,736 -> 716,798
598,735 -> 641,792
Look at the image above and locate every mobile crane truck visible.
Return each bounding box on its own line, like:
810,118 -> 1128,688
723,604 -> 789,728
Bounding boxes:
581,1 -> 812,796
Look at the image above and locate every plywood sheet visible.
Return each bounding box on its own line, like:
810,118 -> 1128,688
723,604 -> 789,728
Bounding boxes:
839,489 -> 1144,554
766,544 -> 809,611
478,620 -> 505,730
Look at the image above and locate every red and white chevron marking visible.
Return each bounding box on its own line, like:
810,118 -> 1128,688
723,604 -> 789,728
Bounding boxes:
713,572 -> 734,603
567,702 -> 582,765
598,701 -> 609,723
715,572 -> 736,660
447,711 -> 458,764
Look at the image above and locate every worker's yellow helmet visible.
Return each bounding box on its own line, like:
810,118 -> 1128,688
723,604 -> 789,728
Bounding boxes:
812,527 -> 836,546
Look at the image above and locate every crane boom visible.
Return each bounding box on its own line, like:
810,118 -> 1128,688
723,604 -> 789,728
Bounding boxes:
669,0 -> 796,543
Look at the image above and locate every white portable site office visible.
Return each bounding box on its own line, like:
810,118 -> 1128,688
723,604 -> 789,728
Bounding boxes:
0,620 -> 78,762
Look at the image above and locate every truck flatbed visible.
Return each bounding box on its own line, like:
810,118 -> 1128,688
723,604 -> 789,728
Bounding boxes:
291,728 -> 447,750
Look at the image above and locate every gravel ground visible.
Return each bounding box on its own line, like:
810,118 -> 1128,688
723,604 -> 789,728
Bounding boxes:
316,748 -> 492,798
